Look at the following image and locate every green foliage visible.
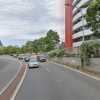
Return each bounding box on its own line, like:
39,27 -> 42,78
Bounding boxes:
46,30 -> 60,43
21,45 -> 28,53
80,40 -> 100,63
48,50 -> 58,58
56,50 -> 65,57
26,41 -> 33,53
86,0 -> 100,36
45,30 -> 60,51
25,30 -> 60,53
59,42 -> 65,49
0,41 -> 3,46
65,52 -> 74,57
0,30 -> 60,55
0,48 -> 3,55
0,45 -> 21,55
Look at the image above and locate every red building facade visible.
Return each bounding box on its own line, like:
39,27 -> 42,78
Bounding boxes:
65,0 -> 77,49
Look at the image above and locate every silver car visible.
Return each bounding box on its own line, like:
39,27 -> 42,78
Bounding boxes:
28,59 -> 39,68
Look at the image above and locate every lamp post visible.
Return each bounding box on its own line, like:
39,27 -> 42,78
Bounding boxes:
65,3 -> 84,42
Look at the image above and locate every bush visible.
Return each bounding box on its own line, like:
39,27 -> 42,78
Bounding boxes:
48,50 -> 58,58
56,50 -> 66,57
65,52 -> 74,57
80,40 -> 100,63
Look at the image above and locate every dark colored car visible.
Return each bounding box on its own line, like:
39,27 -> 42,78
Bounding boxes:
18,56 -> 23,60
13,55 -> 18,58
24,57 -> 30,62
37,55 -> 46,62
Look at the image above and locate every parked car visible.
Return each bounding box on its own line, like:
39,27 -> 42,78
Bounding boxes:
24,57 -> 30,62
28,59 -> 39,68
37,55 -> 46,62
13,55 -> 18,58
18,56 -> 23,60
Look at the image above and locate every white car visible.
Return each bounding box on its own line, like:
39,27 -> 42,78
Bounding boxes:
28,59 -> 39,68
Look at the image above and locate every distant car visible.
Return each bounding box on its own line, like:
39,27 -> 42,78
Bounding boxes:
24,57 -> 30,62
28,59 -> 39,68
10,54 -> 13,56
18,56 -> 23,60
37,55 -> 46,62
13,55 -> 18,58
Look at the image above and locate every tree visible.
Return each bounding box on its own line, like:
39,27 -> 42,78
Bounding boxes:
21,45 -> 28,53
45,30 -> 60,51
7,46 -> 18,54
59,42 -> 65,49
32,39 -> 43,53
26,41 -> 33,53
38,38 -> 46,52
86,0 -> 100,36
0,41 -> 3,46
0,48 -> 3,55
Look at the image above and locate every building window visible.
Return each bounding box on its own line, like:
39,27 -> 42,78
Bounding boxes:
84,36 -> 91,41
77,36 -> 91,42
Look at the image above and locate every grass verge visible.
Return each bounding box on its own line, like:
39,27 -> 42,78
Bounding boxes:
47,59 -> 100,78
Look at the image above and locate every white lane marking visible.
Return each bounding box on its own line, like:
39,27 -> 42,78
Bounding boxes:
0,59 -> 22,95
46,68 -> 51,72
11,63 -> 27,100
48,61 -> 100,81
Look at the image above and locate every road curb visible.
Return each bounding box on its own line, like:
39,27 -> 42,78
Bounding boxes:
48,61 -> 100,81
0,60 -> 27,100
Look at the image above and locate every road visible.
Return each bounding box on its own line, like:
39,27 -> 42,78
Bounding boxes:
0,57 -> 21,94
15,61 -> 100,100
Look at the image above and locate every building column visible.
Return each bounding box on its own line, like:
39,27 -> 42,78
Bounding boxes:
65,0 -> 77,49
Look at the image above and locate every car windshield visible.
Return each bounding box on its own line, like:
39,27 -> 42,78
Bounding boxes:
39,56 -> 45,58
29,59 -> 37,62
26,57 -> 30,59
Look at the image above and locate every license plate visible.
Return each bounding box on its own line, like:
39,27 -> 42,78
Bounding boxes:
33,65 -> 36,67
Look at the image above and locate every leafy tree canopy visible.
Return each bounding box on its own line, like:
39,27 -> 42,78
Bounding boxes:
0,30 -> 60,55
46,30 -> 60,43
45,30 -> 60,51
0,41 -> 3,46
59,42 -> 65,49
86,0 -> 100,36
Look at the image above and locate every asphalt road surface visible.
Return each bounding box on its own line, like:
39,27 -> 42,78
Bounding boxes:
0,57 -> 21,94
15,61 -> 100,100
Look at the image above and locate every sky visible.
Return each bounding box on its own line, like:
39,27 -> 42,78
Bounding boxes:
0,0 -> 65,47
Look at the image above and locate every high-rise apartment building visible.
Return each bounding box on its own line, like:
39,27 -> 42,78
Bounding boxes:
65,0 -> 99,49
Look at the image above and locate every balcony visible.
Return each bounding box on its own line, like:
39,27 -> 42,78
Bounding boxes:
73,8 -> 87,23
73,29 -> 92,39
73,20 -> 87,31
73,41 -> 83,47
73,0 -> 90,15
73,0 -> 80,6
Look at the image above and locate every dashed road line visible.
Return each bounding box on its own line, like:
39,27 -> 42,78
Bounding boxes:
46,68 -> 51,72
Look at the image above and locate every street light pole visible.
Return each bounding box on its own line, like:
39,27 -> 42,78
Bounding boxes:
65,3 -> 84,42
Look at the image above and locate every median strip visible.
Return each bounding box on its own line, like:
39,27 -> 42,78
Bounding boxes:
0,59 -> 27,100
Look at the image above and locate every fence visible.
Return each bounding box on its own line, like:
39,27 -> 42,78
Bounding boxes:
65,47 -> 80,55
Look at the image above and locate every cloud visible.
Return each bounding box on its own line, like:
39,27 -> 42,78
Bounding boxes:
0,0 -> 65,46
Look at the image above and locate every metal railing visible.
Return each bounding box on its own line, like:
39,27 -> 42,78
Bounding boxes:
65,46 -> 80,55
